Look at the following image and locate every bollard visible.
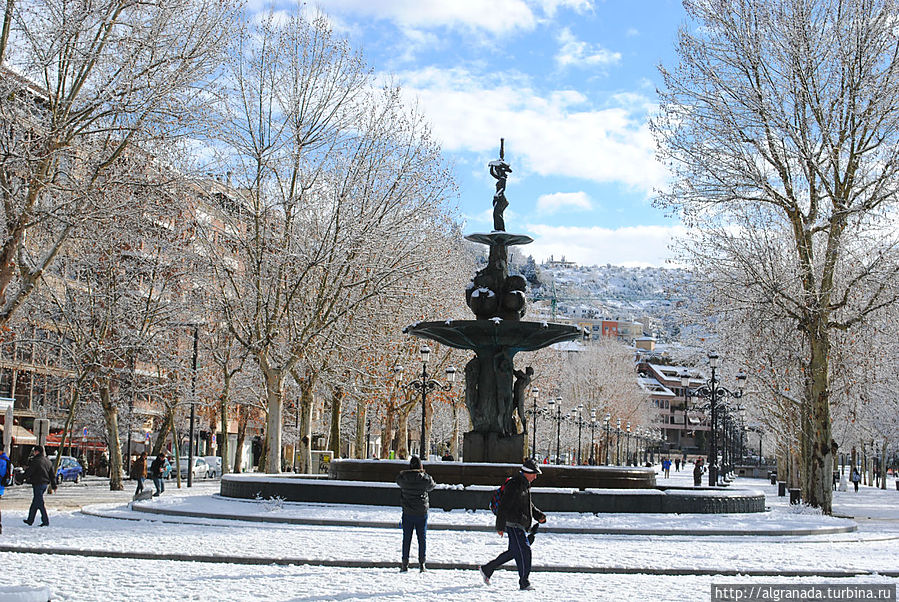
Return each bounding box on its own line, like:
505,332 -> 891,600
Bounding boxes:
789,488 -> 801,505
777,481 -> 786,497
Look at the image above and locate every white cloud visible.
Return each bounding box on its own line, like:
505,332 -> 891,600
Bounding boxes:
533,0 -> 594,18
536,191 -> 593,214
321,0 -> 537,35
524,224 -> 685,267
392,67 -> 667,195
555,28 -> 621,69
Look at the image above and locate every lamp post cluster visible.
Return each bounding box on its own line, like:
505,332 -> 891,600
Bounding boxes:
395,345 -> 455,459
680,353 -> 746,486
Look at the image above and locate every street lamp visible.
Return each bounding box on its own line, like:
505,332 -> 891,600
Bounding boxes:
626,422 -> 632,466
680,353 -> 746,486
603,413 -> 611,465
615,418 -> 622,466
574,404 -> 585,465
530,387 -> 540,456
589,409 -> 597,465
395,345 -> 455,459
545,397 -> 565,464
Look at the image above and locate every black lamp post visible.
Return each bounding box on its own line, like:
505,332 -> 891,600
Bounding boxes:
188,324 -> 199,487
625,422 -> 632,466
546,397 -> 564,464
530,387 -> 540,457
589,409 -> 597,465
395,345 -> 455,459
615,418 -> 622,466
575,404 -> 585,465
603,413 -> 611,465
680,353 -> 746,486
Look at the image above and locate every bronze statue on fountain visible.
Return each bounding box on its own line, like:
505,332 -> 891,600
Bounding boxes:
404,140 -> 580,462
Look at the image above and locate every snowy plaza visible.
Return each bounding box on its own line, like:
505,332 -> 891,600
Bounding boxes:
0,468 -> 897,601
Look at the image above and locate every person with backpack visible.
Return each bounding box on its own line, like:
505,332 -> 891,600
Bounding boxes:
851,466 -> 861,492
395,456 -> 436,572
479,458 -> 546,591
0,442 -> 11,534
23,445 -> 55,527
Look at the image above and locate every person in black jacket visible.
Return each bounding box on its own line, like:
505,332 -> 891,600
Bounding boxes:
479,458 -> 546,591
395,456 -> 436,572
149,453 -> 166,497
23,445 -> 55,527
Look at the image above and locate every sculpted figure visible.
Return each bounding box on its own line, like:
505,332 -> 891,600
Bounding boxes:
512,366 -> 534,433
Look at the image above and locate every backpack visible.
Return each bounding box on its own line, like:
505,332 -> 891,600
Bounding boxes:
0,456 -> 11,487
489,477 -> 513,515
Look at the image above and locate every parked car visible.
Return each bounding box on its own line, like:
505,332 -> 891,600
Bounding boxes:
178,457 -> 208,480
202,456 -> 222,478
48,455 -> 84,483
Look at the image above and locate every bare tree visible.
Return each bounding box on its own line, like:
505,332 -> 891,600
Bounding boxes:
0,0 -> 232,326
653,0 -> 899,512
207,10 -> 456,473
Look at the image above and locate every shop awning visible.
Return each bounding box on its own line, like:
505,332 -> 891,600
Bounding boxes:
3,424 -> 36,445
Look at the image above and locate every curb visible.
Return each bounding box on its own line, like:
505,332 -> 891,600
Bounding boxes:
86,503 -> 859,537
0,544 -> 894,578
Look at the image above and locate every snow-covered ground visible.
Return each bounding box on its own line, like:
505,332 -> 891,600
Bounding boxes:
1,466 -> 897,601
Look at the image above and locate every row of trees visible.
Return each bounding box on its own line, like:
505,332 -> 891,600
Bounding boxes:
0,2 -> 480,486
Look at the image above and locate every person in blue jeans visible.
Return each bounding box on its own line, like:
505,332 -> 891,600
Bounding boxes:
23,445 -> 54,527
479,458 -> 546,591
395,456 -> 436,572
149,453 -> 166,496
0,442 -> 11,533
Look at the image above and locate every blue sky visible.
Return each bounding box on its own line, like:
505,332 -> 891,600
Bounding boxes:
316,0 -> 688,267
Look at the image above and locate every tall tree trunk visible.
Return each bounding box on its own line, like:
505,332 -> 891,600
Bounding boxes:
381,404 -> 395,459
295,369 -> 315,473
881,439 -> 888,490
396,401 -> 413,460
233,404 -> 247,473
153,404 -> 176,456
99,383 -> 124,491
329,386 -> 342,458
801,326 -> 833,513
220,373 -> 231,473
353,402 -> 365,459
261,364 -> 284,473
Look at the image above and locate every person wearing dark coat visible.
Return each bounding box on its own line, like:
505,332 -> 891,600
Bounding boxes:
395,456 -> 436,572
693,457 -> 705,487
132,452 -> 148,495
479,458 -> 546,591
149,453 -> 166,497
23,445 -> 54,527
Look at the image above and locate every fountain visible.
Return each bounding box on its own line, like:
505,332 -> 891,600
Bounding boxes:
403,139 -> 580,462
220,140 -> 765,514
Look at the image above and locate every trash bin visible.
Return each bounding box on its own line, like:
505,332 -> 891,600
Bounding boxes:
769,474 -> 776,485
777,481 -> 786,496
789,488 -> 801,505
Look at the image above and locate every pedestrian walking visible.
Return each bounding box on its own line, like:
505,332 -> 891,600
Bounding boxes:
0,442 -> 10,534
693,457 -> 705,487
23,445 -> 55,527
675,458 -> 681,472
150,453 -> 166,497
395,456 -> 435,572
132,451 -> 148,496
662,458 -> 672,478
851,466 -> 861,492
479,458 -> 546,591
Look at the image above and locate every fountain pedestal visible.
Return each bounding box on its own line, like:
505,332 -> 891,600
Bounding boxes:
463,432 -> 525,463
